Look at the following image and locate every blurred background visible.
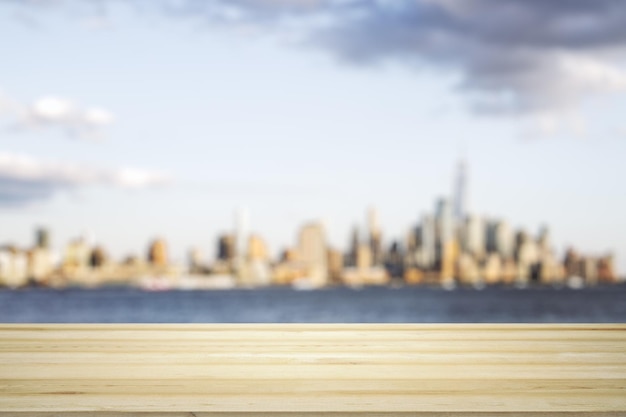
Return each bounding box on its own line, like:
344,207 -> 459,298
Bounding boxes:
1,0 -> 625,322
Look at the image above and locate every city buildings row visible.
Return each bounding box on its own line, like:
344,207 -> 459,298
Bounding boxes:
0,206 -> 618,290
0,161 -> 619,289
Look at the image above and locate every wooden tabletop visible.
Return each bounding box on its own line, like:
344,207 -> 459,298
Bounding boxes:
0,324 -> 624,416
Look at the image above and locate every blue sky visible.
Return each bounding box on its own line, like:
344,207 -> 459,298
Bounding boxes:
1,1 -> 626,272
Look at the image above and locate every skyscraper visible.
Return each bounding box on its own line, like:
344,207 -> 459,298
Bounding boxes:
367,207 -> 382,266
462,215 -> 486,260
234,208 -> 248,280
297,222 -> 328,287
419,214 -> 436,269
217,234 -> 236,261
148,238 -> 168,267
35,227 -> 50,250
453,159 -> 468,222
436,198 -> 454,247
347,226 -> 360,267
487,220 -> 514,259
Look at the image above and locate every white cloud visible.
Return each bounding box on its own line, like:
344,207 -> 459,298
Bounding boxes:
1,92 -> 115,140
0,151 -> 170,206
29,96 -> 75,122
82,107 -> 114,126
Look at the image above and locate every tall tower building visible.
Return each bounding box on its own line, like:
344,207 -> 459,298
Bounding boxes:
247,234 -> 269,262
297,222 -> 328,287
436,198 -> 454,254
234,208 -> 249,279
148,238 -> 168,267
419,214 -> 436,269
35,227 -> 50,250
453,159 -> 468,222
367,207 -> 382,266
462,215 -> 486,260
217,234 -> 236,261
492,221 -> 514,259
347,226 -> 360,267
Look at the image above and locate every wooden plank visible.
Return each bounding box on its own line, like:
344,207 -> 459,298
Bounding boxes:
0,325 -> 624,415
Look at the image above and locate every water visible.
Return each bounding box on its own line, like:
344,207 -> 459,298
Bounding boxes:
1,285 -> 625,323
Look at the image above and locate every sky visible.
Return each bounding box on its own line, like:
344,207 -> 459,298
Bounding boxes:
1,0 -> 626,272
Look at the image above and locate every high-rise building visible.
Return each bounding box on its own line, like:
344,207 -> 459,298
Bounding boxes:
515,231 -> 539,284
537,226 -> 551,257
462,215 -> 486,260
297,222 -> 328,287
453,159 -> 468,223
356,244 -> 373,270
327,248 -> 344,283
367,207 -> 383,266
435,198 -> 454,263
385,241 -> 404,278
487,221 -> 514,259
30,227 -> 54,283
0,247 -> 28,288
217,234 -> 236,261
64,238 -> 90,270
244,234 -> 271,287
35,227 -> 50,250
247,234 -> 269,262
188,247 -> 204,273
419,214 -> 436,269
89,246 -> 108,268
147,238 -> 168,267
234,208 -> 248,270
347,226 -> 360,267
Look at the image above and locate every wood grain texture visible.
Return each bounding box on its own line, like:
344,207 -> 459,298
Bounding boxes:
0,324 -> 624,416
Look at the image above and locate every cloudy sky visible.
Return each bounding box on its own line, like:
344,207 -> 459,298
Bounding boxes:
1,0 -> 625,271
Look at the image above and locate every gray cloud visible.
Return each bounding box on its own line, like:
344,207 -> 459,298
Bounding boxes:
5,0 -> 626,116
0,152 -> 170,206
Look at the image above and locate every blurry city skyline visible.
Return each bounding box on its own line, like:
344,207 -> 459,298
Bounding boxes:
1,1 -> 626,273
1,180 -> 618,289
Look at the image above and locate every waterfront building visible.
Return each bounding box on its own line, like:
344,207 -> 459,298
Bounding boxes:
64,238 -> 91,271
217,234 -> 236,261
0,247 -> 28,288
419,214 -> 436,269
147,238 -> 168,267
89,246 -> 108,268
242,234 -> 271,287
462,214 -> 486,261
515,232 -> 539,284
384,241 -> 404,278
235,207 -> 248,261
581,257 -> 598,285
453,158 -> 468,222
327,248 -> 344,284
247,234 -> 269,262
28,247 -> 55,283
356,244 -> 373,270
483,253 -> 503,285
347,226 -> 360,267
563,248 -> 582,277
440,238 -> 460,282
188,247 -> 204,274
597,255 -> 617,283
35,227 -> 50,250
487,220 -> 514,259
435,198 -> 454,265
297,222 -> 328,287
457,252 -> 481,285
368,207 -> 383,266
